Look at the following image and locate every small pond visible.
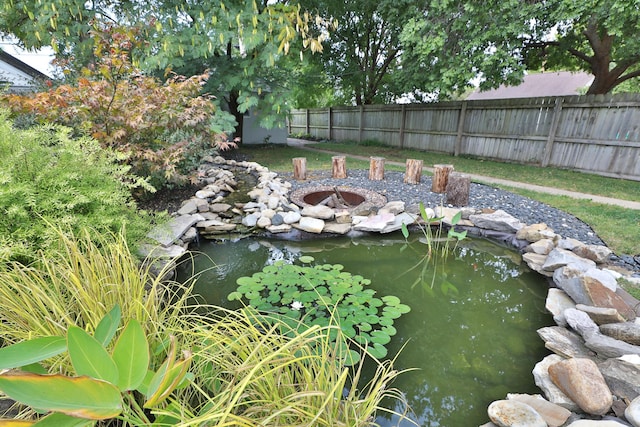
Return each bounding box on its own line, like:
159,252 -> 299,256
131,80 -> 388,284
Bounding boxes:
178,233 -> 552,426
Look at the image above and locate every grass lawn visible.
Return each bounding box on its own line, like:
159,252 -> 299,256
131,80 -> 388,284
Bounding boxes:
235,143 -> 640,256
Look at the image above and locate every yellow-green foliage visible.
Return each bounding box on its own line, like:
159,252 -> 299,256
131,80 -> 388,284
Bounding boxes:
0,110 -> 156,262
0,229 -> 413,425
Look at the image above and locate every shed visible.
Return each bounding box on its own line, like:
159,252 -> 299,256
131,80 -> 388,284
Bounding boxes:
0,50 -> 49,93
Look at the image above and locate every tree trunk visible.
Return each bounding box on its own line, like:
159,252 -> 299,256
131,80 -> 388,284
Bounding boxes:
332,156 -> 347,179
445,172 -> 471,207
404,159 -> 423,184
432,164 -> 454,193
227,90 -> 244,142
293,157 -> 307,180
368,157 -> 385,180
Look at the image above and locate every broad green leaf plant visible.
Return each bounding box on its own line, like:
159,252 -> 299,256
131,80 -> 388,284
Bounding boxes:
0,305 -> 192,426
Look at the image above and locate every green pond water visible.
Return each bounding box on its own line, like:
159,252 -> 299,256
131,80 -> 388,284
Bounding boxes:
178,233 -> 552,426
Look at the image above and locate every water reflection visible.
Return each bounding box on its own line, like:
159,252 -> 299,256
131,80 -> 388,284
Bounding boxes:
179,234 -> 552,425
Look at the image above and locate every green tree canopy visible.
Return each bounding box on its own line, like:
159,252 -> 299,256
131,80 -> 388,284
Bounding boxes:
400,0 -> 640,97
0,0 -> 332,136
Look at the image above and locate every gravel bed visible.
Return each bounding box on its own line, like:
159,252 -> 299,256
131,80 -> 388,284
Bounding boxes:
280,169 -> 605,247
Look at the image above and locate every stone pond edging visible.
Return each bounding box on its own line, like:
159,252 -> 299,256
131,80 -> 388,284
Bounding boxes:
144,156 -> 640,427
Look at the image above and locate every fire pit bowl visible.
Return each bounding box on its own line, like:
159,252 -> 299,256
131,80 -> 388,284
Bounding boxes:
289,185 -> 387,209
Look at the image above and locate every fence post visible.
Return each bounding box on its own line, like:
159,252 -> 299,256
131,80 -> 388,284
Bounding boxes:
454,101 -> 467,157
399,104 -> 407,149
541,98 -> 564,167
305,109 -> 310,135
328,107 -> 332,140
358,105 -> 364,142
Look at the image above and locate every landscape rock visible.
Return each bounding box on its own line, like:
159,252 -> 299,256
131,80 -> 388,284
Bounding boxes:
487,399 -> 546,427
526,238 -> 556,255
557,237 -> 585,251
301,205 -> 335,220
507,394 -> 572,427
256,216 -> 271,228
556,275 -> 635,321
469,209 -> 525,232
379,200 -> 405,215
295,217 -> 325,234
578,304 -> 627,325
548,357 -> 613,415
323,222 -> 352,235
353,213 -> 395,232
147,214 -> 202,247
533,355 -> 580,411
209,203 -> 232,213
584,331 -> 640,358
566,420 -> 630,427
282,211 -> 302,224
564,308 -> 600,338
598,356 -> 640,402
242,213 -> 259,227
625,395 -> 640,427
573,244 -> 613,263
379,212 -> 418,234
537,326 -> 595,358
544,248 -> 596,272
523,252 -> 554,277
266,224 -> 291,234
600,322 -> 640,345
546,288 -> 576,326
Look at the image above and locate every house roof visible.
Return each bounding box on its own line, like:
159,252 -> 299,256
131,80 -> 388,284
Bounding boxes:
467,71 -> 594,100
0,49 -> 50,92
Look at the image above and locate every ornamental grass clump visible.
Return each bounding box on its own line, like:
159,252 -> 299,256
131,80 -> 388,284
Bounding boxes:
0,229 -> 413,425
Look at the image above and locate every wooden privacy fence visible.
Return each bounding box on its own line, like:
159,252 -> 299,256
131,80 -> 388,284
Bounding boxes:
289,94 -> 640,181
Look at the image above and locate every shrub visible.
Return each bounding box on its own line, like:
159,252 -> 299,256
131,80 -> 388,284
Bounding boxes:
1,25 -> 237,190
0,111 -> 155,262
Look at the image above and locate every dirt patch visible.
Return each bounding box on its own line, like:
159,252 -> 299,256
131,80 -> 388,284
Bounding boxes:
135,184 -> 201,214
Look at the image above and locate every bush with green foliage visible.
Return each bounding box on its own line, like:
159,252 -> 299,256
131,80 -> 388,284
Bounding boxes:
0,111 -> 156,262
228,256 -> 411,362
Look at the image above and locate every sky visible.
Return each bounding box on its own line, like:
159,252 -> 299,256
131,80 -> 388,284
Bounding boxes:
0,37 -> 56,77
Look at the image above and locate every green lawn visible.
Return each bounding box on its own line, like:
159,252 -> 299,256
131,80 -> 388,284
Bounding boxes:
235,143 -> 640,256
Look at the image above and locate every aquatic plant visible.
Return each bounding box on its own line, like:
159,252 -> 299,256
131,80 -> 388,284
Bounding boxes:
228,257 -> 410,362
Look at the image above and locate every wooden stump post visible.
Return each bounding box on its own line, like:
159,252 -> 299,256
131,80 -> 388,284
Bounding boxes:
432,164 -> 454,193
292,157 -> 307,180
368,156 -> 385,181
404,159 -> 423,184
332,156 -> 347,179
445,172 -> 471,206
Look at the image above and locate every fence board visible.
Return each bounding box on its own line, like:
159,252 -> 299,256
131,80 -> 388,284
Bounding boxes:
291,94 -> 640,181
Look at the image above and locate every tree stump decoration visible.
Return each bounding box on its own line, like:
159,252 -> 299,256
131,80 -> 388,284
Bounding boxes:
368,157 -> 385,181
432,164 -> 454,193
332,156 -> 347,179
404,158 -> 423,184
445,172 -> 471,206
292,157 -> 307,180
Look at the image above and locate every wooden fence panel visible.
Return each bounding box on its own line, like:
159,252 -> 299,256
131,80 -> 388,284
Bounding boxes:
290,93 -> 640,180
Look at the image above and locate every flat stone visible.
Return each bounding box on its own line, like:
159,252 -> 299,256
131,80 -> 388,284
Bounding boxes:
209,203 -> 232,213
572,244 -> 613,263
323,222 -> 352,235
195,189 -> 217,199
566,421 -> 629,427
533,355 -> 580,412
507,394 -> 571,427
584,268 -> 618,292
267,196 -> 280,210
600,322 -> 640,345
301,205 -> 335,220
379,201 -> 405,215
200,223 -> 236,233
137,243 -> 186,259
564,308 -> 599,338
523,253 -> 554,277
584,331 -> 640,358
334,210 -> 352,224
261,208 -> 277,219
526,238 -> 556,255
353,213 -> 395,232
598,356 -> 640,401
435,206 -> 474,226
516,223 -> 557,242
557,237 -> 585,251
543,248 -> 595,272
556,275 -> 635,320
578,304 -> 627,325
177,200 -> 198,215
537,326 -> 595,358
266,224 -> 292,234
147,214 -> 201,247
350,201 -> 378,216
487,400 -> 546,427
545,288 -> 575,327
548,357 -> 613,416
295,217 -> 325,234
257,216 -> 271,228
626,394 -> 640,427
469,209 -> 525,232
380,212 -> 419,234
242,213 -> 259,227
282,211 -> 301,224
